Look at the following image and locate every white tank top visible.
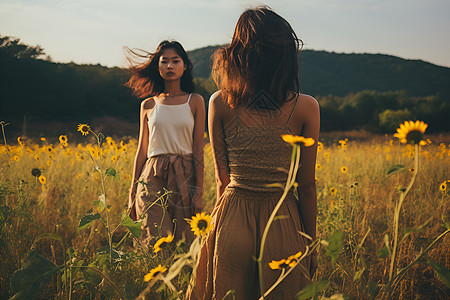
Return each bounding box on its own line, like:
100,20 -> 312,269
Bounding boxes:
147,93 -> 195,157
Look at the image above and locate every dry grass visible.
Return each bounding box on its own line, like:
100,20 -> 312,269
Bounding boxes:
0,131 -> 449,299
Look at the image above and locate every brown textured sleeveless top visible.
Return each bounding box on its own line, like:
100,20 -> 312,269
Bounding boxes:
225,98 -> 299,192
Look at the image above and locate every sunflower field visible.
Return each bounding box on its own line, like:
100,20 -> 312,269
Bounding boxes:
0,120 -> 449,299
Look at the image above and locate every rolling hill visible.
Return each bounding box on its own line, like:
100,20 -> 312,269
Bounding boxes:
188,46 -> 450,97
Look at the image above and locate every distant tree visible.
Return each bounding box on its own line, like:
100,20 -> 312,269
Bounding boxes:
0,34 -> 45,60
378,109 -> 415,132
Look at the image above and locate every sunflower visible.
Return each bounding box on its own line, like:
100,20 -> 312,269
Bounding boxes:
153,234 -> 174,253
107,138 -> 116,147
409,168 -> 415,173
31,168 -> 41,177
34,154 -> 40,161
440,181 -> 448,194
38,175 -> 47,185
268,259 -> 290,270
341,166 -> 348,174
393,120 -> 428,145
77,123 -> 91,136
330,187 -> 337,196
189,212 -> 213,236
144,264 -> 167,282
317,141 -> 324,152
12,155 -> 20,161
17,136 -> 24,146
281,135 -> 315,147
59,135 -> 68,145
316,164 -> 322,170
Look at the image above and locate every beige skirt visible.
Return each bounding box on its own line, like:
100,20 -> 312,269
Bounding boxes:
129,153 -> 196,245
187,186 -> 311,300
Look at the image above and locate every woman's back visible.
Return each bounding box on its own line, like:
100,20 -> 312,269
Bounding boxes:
225,99 -> 298,192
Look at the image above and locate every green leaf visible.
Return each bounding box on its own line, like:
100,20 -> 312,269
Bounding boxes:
400,217 -> 432,243
387,164 -> 405,175
384,234 -> 391,253
427,258 -> 450,288
10,250 -> 62,299
325,230 -> 344,264
78,211 -> 101,231
377,245 -> 390,258
105,167 -> 118,179
297,281 -> 328,299
120,214 -> 142,237
34,233 -> 63,245
444,221 -> 450,230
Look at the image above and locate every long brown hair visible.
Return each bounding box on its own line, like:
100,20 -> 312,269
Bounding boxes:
125,41 -> 195,98
212,6 -> 303,109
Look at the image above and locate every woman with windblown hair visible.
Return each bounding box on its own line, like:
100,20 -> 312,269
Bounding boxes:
187,7 -> 319,300
126,41 -> 205,246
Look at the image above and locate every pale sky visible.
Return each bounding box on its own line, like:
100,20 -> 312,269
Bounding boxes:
1,0 -> 449,68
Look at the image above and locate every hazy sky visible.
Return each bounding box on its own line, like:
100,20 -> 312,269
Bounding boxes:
1,0 -> 449,68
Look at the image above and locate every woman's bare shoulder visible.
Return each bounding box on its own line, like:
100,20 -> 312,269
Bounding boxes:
210,90 -> 229,109
298,94 -> 319,114
209,90 -> 233,116
190,93 -> 205,105
299,94 -> 319,107
141,97 -> 156,110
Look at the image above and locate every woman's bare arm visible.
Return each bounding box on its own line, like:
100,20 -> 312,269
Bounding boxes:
191,94 -> 206,213
295,95 -> 320,241
208,91 -> 231,200
128,99 -> 153,208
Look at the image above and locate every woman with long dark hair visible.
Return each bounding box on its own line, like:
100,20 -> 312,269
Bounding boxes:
126,41 -> 205,245
188,7 -> 319,299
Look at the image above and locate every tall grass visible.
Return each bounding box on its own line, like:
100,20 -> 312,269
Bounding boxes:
0,122 -> 448,299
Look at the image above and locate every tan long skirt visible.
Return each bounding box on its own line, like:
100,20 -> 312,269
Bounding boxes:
129,153 -> 196,245
187,186 -> 311,300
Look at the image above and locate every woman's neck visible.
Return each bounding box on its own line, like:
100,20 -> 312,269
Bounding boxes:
163,80 -> 184,96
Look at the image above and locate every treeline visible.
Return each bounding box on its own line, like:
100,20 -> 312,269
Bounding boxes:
189,46 -> 450,97
0,35 -> 138,123
1,35 -> 449,135
317,91 -> 448,132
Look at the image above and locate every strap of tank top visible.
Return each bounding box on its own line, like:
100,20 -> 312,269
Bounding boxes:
233,106 -> 240,137
286,94 -> 299,125
187,93 -> 192,104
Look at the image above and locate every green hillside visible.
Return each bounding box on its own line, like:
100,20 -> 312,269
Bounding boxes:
1,35 -> 449,135
188,46 -> 450,97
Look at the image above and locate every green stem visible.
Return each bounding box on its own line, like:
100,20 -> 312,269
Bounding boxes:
99,171 -> 113,266
89,129 -> 113,266
388,144 -> 419,281
257,145 -> 300,299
